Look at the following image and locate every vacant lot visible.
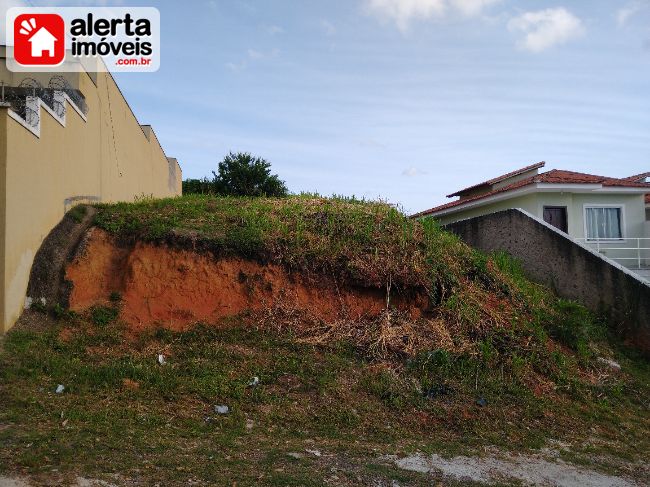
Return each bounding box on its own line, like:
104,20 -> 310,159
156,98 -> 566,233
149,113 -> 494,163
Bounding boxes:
1,309 -> 648,486
1,196 -> 649,485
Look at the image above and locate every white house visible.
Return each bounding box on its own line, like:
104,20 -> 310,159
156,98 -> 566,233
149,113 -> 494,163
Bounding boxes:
414,162 -> 650,277
29,27 -> 57,57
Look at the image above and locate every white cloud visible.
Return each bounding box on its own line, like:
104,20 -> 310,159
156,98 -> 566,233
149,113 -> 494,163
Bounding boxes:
266,25 -> 284,35
508,7 -> 585,53
364,0 -> 500,31
227,48 -> 279,72
365,0 -> 445,31
402,167 -> 428,177
321,19 -> 337,36
452,0 -> 501,17
247,48 -> 279,60
225,61 -> 246,72
617,2 -> 648,26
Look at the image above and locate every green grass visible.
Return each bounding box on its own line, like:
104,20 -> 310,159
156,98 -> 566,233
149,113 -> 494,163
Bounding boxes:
93,195 -> 469,293
0,313 -> 648,485
2,195 -> 647,484
90,196 -> 612,362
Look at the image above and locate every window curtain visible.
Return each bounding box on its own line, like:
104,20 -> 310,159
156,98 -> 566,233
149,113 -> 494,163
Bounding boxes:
586,207 -> 622,239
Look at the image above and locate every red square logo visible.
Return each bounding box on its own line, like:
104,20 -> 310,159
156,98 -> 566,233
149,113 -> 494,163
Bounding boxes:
14,14 -> 65,66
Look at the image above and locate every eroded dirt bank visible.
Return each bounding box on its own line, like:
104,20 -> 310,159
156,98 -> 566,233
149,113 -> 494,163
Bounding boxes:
65,228 -> 429,330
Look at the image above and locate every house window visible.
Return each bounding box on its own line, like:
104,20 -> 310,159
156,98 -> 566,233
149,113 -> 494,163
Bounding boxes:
585,206 -> 623,240
543,206 -> 568,232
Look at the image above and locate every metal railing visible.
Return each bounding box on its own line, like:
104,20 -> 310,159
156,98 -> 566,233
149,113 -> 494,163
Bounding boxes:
576,237 -> 650,269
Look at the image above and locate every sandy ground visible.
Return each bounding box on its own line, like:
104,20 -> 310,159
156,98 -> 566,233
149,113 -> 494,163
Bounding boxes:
389,450 -> 641,486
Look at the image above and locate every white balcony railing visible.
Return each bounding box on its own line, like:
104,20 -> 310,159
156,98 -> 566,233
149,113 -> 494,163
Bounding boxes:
575,237 -> 650,269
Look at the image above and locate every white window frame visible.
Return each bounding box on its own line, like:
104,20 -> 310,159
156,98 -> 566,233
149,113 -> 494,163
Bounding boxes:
583,204 -> 626,242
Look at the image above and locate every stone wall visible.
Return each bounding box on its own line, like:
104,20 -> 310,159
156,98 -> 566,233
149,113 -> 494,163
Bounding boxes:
444,209 -> 650,353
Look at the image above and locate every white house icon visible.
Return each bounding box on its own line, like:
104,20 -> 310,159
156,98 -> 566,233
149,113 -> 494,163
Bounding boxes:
28,27 -> 57,57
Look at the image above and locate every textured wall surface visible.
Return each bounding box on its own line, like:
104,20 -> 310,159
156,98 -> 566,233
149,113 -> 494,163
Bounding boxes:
0,67 -> 181,332
444,209 -> 650,353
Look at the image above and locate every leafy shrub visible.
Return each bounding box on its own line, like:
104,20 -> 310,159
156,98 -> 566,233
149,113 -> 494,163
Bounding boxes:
183,152 -> 288,197
91,306 -> 119,327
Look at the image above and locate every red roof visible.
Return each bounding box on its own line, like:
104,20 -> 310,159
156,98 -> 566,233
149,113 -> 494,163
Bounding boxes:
414,168 -> 650,218
624,172 -> 650,182
447,161 -> 545,198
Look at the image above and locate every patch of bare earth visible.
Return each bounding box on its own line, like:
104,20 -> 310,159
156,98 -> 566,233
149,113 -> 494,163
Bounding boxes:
388,449 -> 643,486
65,228 -> 430,331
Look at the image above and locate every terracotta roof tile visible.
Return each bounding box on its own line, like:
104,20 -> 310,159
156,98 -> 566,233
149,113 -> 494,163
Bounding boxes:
413,168 -> 650,218
624,172 -> 650,182
447,161 -> 545,198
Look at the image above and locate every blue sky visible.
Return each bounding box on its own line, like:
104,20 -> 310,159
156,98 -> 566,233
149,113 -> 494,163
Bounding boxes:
10,0 -> 650,212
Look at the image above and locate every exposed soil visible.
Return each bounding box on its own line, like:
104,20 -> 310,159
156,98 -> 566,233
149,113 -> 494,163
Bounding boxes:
390,451 -> 642,486
65,228 -> 430,331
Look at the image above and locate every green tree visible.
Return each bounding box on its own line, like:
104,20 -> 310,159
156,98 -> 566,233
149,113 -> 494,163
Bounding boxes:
212,152 -> 288,197
182,177 -> 213,195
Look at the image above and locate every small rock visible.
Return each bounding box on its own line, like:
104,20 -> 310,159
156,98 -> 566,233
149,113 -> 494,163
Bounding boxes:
215,405 -> 230,415
424,384 -> 453,399
597,357 -> 621,371
305,449 -> 322,457
55,384 -> 65,394
248,376 -> 260,387
157,354 -> 166,365
476,397 -> 487,407
245,419 -> 254,431
287,452 -> 303,459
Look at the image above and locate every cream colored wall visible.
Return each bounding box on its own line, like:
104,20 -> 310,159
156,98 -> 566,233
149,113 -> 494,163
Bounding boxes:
434,193 -> 538,226
0,68 -> 181,332
532,193 -> 645,240
434,192 -> 645,240
432,191 -> 646,268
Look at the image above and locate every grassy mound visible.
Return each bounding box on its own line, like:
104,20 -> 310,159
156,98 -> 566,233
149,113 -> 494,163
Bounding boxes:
93,195 -> 604,360
1,195 -> 648,484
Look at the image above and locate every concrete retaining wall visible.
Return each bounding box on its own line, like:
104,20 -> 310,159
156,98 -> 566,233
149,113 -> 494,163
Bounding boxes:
443,209 -> 650,353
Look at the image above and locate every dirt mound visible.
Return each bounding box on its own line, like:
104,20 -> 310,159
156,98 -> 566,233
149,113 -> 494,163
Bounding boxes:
65,228 -> 430,331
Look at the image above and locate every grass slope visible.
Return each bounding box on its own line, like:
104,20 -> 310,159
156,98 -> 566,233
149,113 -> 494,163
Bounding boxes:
0,195 -> 648,485
0,316 -> 648,485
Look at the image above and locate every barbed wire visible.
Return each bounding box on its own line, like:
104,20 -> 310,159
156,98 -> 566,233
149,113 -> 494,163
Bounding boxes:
1,76 -> 90,128
48,76 -> 89,116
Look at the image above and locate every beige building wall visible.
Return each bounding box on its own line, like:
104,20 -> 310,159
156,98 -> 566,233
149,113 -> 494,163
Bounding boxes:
434,193 -> 645,238
434,193 -> 539,226
0,65 -> 181,332
432,192 -> 647,266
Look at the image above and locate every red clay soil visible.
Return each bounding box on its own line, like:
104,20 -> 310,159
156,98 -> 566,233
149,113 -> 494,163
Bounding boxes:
65,229 -> 428,331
